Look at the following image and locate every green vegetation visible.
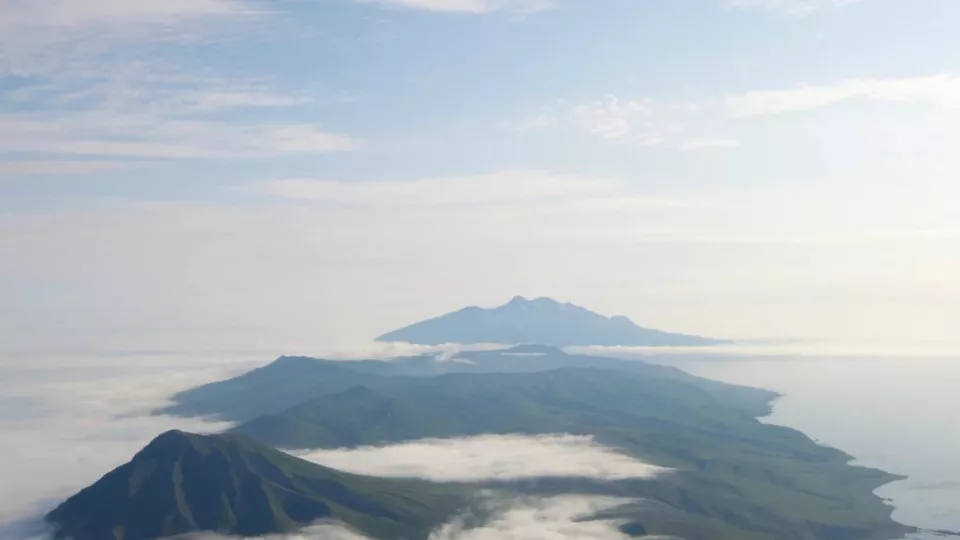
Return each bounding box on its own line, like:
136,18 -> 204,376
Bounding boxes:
46,431 -> 467,540
227,365 -> 908,540
88,346 -> 911,540
163,345 -> 773,422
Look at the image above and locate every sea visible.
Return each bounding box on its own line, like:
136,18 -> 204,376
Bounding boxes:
629,342 -> 960,539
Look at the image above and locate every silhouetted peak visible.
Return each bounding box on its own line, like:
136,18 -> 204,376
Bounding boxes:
151,429 -> 192,444
376,296 -> 722,347
136,430 -> 202,460
271,356 -> 322,368
502,296 -> 567,310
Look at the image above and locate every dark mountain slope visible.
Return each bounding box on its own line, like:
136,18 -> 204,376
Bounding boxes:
230,368 -> 907,540
162,357 -> 395,422
163,346 -> 773,423
46,431 -> 465,540
376,296 -> 724,347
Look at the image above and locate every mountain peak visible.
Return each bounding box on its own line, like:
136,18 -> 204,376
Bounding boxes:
136,429 -> 199,456
501,296 -> 570,310
376,297 -> 724,347
47,430 -> 463,540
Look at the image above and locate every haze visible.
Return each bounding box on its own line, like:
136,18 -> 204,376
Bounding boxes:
3,0 -> 960,353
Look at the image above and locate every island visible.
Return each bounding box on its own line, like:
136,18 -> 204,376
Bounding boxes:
375,296 -> 725,347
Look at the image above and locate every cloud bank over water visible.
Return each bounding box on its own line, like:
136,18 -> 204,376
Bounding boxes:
296,434 -> 668,482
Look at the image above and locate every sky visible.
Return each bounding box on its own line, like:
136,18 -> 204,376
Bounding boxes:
2,0 -> 960,352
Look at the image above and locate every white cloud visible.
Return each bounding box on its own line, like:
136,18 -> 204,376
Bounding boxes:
724,0 -> 861,16
352,0 -> 555,15
295,434 -> 668,481
0,0 -> 355,161
0,352 -> 248,529
0,160 -> 126,175
176,522 -> 372,540
678,138 -> 740,151
169,496 -> 639,540
0,0 -> 259,77
0,114 -> 359,159
261,170 -> 619,205
569,96 -> 729,150
428,496 -> 635,540
175,91 -> 312,112
561,74 -> 960,149
0,0 -> 256,29
572,96 -> 663,144
725,74 -> 960,117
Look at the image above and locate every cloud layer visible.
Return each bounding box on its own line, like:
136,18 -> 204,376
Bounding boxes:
353,0 -> 554,15
171,496 -> 638,540
296,434 -> 667,482
0,352 -> 251,531
262,170 -> 620,206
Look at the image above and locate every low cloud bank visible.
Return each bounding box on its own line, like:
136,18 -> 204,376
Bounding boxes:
170,495 -> 642,540
428,495 -> 634,540
0,353 -> 243,533
179,522 -> 370,540
296,434 -> 668,482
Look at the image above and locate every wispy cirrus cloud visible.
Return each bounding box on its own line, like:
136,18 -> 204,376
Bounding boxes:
0,1 -> 359,163
0,160 -> 126,175
0,0 -> 257,29
352,0 -> 555,15
0,0 -> 261,77
725,74 -> 960,117
548,74 -> 960,149
0,113 -> 360,159
261,170 -> 619,206
724,0 -> 862,16
567,95 -> 731,150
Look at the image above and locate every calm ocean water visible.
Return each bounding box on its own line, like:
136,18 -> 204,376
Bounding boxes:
661,349 -> 960,539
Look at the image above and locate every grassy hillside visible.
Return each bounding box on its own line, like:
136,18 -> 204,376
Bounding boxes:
231,368 -> 908,540
46,431 -> 467,540
163,346 -> 775,422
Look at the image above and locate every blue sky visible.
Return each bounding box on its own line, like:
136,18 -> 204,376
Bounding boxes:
2,0 -> 959,351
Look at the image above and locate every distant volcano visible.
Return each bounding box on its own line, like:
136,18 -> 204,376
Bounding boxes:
376,296 -> 724,347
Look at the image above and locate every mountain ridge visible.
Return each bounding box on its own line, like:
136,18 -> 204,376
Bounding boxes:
46,430 -> 465,540
376,296 -> 724,347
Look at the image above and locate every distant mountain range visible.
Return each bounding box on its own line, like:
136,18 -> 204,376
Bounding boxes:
46,431 -> 464,540
376,296 -> 724,347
